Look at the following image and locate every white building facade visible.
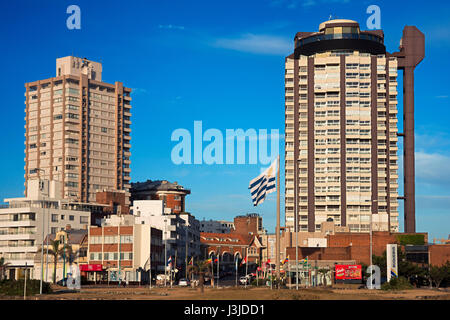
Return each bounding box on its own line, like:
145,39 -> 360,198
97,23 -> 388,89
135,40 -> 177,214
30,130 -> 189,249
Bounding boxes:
0,180 -> 90,280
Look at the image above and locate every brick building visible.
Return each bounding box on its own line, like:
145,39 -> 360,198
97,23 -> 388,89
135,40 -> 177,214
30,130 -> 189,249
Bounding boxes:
87,215 -> 163,284
429,244 -> 450,266
200,213 -> 267,271
285,231 -> 429,265
200,232 -> 263,269
231,213 -> 266,236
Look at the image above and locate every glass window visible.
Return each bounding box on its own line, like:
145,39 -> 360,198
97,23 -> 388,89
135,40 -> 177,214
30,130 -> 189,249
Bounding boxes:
80,216 -> 89,224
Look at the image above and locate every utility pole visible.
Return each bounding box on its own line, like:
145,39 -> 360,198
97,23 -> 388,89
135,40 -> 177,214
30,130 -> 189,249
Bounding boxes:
185,225 -> 188,279
36,169 -> 46,295
118,222 -> 121,287
24,262 -> 27,300
275,155 -> 281,282
368,199 -> 377,289
149,225 -> 152,289
164,218 -> 167,287
62,235 -> 66,286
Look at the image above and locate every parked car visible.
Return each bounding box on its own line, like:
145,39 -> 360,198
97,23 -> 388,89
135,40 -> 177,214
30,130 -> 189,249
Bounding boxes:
156,274 -> 170,286
239,276 -> 250,285
56,278 -> 68,286
178,278 -> 190,287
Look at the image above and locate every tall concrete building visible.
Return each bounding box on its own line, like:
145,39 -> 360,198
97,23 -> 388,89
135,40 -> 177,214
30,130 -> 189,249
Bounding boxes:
24,56 -> 132,204
285,19 -> 424,234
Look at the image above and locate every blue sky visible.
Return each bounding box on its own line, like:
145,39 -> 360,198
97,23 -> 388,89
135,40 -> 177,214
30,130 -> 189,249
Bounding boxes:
0,0 -> 449,241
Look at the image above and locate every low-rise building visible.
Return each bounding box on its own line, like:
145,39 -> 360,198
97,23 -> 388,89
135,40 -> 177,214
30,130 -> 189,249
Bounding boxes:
200,219 -> 234,234
0,179 -> 91,280
200,232 -> 264,272
87,214 -> 164,284
132,200 -> 201,271
33,225 -> 88,282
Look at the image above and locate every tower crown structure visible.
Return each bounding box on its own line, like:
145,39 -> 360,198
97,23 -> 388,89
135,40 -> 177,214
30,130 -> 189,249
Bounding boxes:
284,19 -> 424,234
294,19 -> 385,57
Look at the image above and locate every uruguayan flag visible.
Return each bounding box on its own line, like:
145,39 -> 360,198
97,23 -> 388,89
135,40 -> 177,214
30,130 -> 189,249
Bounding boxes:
249,159 -> 277,206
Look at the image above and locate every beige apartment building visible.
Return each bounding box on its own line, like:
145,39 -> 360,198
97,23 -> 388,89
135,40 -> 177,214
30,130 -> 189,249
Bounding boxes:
285,19 -> 399,234
24,56 -> 132,204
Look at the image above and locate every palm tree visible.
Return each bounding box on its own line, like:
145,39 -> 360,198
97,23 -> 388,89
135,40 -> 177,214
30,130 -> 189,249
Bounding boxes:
38,239 -> 72,284
188,260 -> 212,293
318,268 -> 329,287
0,257 -> 10,280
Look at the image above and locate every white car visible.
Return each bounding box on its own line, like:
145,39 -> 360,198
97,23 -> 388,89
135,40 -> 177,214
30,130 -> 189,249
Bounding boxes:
178,278 -> 190,286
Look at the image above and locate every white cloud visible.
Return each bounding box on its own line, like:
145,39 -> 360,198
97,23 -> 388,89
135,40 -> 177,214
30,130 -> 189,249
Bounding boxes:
213,33 -> 291,55
268,0 -> 350,9
130,88 -> 149,95
415,151 -> 450,186
158,24 -> 185,30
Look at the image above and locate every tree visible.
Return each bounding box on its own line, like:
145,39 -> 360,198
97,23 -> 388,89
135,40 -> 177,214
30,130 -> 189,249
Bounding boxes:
0,257 -> 9,280
188,260 -> 212,293
372,248 -> 427,284
317,268 -> 329,287
38,240 -> 72,284
429,262 -> 450,289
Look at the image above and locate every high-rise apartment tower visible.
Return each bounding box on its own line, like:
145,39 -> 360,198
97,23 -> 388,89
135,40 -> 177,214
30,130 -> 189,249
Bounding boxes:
24,56 -> 132,204
284,19 -> 424,233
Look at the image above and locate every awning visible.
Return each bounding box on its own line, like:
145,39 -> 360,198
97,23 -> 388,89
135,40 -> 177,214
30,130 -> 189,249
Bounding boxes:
79,264 -> 103,272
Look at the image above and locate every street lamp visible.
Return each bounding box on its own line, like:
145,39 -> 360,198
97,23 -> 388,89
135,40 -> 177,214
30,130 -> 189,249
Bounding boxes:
294,159 -> 300,290
365,199 -> 378,289
34,168 -> 47,295
164,217 -> 168,287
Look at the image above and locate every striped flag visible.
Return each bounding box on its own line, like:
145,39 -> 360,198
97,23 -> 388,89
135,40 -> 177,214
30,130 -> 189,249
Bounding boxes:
167,256 -> 172,267
249,159 -> 277,206
189,257 -> 194,265
240,256 -> 247,266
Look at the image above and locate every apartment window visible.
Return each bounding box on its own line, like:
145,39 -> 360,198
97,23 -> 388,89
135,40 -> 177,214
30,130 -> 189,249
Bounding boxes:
120,235 -> 133,243
69,215 -> 74,221
60,215 -> 65,220
51,214 -> 58,222
51,227 -> 58,234
80,216 -> 89,224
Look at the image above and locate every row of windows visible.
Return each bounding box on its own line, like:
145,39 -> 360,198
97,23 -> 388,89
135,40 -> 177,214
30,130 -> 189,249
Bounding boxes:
90,252 -> 133,261
90,235 -> 133,244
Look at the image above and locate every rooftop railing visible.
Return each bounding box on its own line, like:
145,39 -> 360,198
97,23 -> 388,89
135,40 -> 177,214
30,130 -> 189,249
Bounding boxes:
297,32 -> 384,48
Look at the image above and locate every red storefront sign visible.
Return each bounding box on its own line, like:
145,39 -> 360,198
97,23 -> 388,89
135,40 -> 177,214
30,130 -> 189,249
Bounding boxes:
335,265 -> 362,280
79,264 -> 103,272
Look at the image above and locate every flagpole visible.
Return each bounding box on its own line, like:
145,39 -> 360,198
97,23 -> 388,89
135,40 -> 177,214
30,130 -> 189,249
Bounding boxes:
275,155 -> 281,283
211,256 -> 214,288
245,248 -> 248,288
235,256 -> 238,287
217,248 -> 220,288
